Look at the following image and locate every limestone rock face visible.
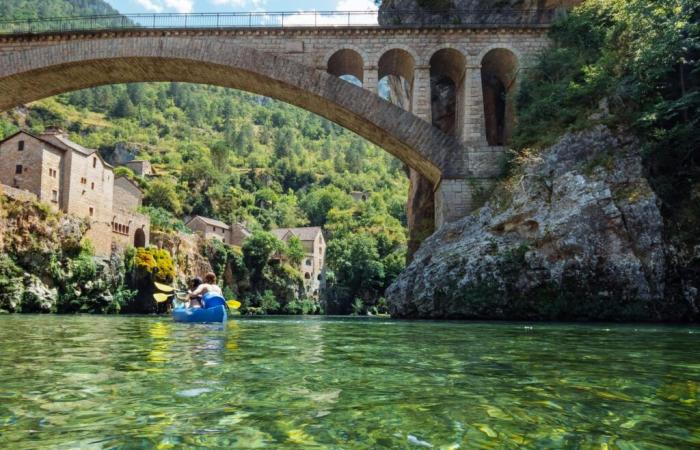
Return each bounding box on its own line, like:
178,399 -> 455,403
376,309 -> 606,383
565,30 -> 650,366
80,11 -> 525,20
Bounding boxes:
387,126 -> 698,321
150,231 -> 213,282
22,275 -> 58,313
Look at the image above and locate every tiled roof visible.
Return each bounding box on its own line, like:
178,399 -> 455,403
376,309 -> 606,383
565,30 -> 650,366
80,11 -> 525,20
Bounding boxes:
41,133 -> 94,156
271,226 -> 322,242
187,215 -> 230,230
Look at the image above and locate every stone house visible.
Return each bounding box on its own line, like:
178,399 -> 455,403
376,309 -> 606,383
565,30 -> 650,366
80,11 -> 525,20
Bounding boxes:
124,159 -> 152,176
351,191 -> 371,202
185,216 -> 252,247
0,128 -> 149,256
185,216 -> 231,243
271,227 -> 326,298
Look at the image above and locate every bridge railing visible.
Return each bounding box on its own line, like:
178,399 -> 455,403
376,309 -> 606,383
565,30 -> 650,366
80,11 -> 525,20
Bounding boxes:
0,10 -> 556,35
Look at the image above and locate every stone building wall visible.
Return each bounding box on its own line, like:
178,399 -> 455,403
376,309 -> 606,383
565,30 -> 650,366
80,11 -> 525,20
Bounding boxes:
113,176 -> 142,211
0,133 -> 64,211
62,150 -> 114,224
186,216 -> 230,243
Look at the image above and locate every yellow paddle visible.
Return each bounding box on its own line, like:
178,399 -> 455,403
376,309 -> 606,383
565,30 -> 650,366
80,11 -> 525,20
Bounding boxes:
154,281 -> 175,293
227,300 -> 241,310
153,293 -> 172,303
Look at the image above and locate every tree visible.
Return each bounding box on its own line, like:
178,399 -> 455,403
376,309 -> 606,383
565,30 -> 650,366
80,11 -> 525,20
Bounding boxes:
144,178 -> 182,215
242,230 -> 285,286
111,95 -> 136,118
286,236 -> 305,266
300,185 -> 353,226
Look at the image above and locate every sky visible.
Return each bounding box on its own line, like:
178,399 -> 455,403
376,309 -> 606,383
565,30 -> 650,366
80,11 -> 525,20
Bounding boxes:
104,0 -> 378,15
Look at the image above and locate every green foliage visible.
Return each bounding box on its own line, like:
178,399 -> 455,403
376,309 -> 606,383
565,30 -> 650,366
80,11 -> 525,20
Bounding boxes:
301,186 -> 353,226
134,247 -> 175,283
144,178 -> 182,215
0,254 -> 24,313
285,297 -> 319,315
139,206 -> 189,234
514,0 -> 700,247
285,236 -> 305,266
242,230 -> 284,283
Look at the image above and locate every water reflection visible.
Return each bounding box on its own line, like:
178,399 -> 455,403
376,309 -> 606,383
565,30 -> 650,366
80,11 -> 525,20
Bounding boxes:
0,316 -> 698,448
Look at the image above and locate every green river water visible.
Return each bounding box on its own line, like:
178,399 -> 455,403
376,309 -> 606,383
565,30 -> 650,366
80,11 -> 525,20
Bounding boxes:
0,316 -> 698,449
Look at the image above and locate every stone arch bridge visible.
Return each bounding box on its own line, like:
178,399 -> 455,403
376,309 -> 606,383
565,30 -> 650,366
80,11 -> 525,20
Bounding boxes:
0,14 -> 550,249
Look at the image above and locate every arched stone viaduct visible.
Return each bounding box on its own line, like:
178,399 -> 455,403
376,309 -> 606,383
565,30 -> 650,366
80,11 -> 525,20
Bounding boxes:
0,24 -> 549,246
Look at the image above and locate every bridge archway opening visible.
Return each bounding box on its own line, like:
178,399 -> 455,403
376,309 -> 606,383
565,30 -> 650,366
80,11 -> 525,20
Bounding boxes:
378,49 -> 415,111
481,48 -> 518,146
327,49 -> 364,87
429,48 -> 466,137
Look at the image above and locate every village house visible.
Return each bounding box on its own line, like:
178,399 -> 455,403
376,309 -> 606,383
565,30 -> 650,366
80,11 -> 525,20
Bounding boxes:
271,227 -> 326,298
0,128 -> 149,256
185,216 -> 252,247
124,159 -> 152,177
350,190 -> 371,202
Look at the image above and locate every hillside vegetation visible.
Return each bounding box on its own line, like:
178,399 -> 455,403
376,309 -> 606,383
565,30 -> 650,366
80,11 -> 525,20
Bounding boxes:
0,0 -> 409,314
514,0 -> 699,250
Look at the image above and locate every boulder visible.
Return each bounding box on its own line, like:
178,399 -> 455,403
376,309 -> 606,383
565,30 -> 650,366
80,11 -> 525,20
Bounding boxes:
387,126 -> 698,321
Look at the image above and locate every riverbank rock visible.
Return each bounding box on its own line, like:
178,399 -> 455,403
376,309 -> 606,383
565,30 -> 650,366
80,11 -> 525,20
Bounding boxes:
22,275 -> 58,313
387,126 -> 698,321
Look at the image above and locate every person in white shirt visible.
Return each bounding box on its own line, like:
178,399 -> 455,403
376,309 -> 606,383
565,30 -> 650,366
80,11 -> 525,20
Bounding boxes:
188,272 -> 223,305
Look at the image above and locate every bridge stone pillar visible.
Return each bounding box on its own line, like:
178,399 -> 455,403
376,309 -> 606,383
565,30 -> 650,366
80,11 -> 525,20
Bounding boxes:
467,64 -> 489,145
412,65 -> 432,123
364,65 -> 378,94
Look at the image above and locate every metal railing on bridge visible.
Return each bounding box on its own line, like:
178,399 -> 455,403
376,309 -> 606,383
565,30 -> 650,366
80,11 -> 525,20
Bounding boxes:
0,10 -> 557,35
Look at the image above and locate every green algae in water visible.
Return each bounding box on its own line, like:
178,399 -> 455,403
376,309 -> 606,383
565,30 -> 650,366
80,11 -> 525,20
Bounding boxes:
0,316 -> 698,448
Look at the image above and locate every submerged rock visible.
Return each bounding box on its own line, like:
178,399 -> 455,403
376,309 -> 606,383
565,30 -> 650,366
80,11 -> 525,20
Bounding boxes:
387,126 -> 697,321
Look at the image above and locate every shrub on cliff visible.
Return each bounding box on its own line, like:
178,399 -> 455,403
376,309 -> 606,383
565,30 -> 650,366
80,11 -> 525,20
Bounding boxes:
0,254 -> 24,313
133,247 -> 175,283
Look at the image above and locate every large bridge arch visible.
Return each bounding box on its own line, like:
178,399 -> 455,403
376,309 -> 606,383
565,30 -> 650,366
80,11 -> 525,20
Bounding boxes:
0,35 -> 469,185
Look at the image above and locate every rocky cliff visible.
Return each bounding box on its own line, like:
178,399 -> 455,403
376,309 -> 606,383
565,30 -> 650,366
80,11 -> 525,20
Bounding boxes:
387,127 -> 699,321
0,192 -> 128,313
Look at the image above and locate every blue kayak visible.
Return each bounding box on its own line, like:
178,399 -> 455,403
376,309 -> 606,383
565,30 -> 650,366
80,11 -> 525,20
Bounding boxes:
172,293 -> 228,323
172,305 -> 227,323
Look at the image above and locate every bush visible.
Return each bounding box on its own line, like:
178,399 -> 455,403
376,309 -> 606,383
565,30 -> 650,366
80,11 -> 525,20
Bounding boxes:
134,247 -> 175,283
0,255 -> 24,313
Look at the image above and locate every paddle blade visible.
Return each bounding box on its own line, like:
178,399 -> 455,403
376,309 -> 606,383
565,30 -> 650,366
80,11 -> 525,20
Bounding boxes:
227,300 -> 241,310
154,293 -> 172,303
154,281 -> 176,293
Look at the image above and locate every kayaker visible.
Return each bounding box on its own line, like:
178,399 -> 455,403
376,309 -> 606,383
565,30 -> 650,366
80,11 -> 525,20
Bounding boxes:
187,276 -> 203,308
188,272 -> 223,306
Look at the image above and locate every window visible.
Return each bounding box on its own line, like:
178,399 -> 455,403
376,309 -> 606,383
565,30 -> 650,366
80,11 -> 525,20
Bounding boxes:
80,177 -> 87,184
89,207 -> 94,217
304,273 -> 311,279
93,157 -> 97,168
48,168 -> 57,178
305,258 -> 312,266
51,190 -> 58,202
17,140 -> 24,151
91,182 -> 95,190
15,165 -> 22,174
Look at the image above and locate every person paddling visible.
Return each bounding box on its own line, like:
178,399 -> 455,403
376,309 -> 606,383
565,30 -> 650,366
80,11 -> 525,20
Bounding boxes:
188,272 -> 223,308
186,276 -> 203,308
